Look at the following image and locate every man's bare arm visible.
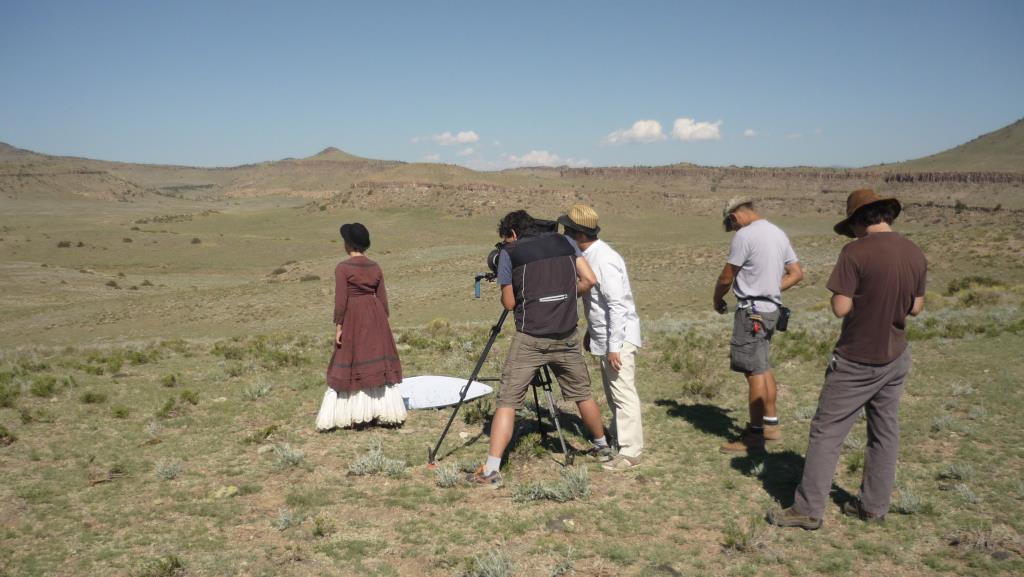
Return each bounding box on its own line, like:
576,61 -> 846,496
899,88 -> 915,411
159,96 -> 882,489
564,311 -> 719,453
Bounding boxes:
781,261 -> 804,291
909,295 -> 925,316
831,293 -> 853,318
713,263 -> 738,312
500,284 -> 515,310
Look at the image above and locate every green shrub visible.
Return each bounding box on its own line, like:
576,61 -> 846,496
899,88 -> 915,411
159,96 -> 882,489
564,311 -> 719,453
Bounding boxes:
80,391 -> 108,404
153,460 -> 181,480
243,424 -> 279,444
722,515 -> 765,553
312,514 -> 336,537
348,438 -> 406,477
945,275 -> 1004,296
126,347 -> 161,365
30,375 -> 59,398
463,547 -> 516,577
937,463 -> 974,481
0,424 -> 16,446
463,397 -> 494,425
154,397 -> 179,419
0,382 -> 21,407
511,466 -> 590,503
274,507 -> 300,531
243,380 -> 272,401
179,389 -> 199,405
435,463 -> 462,488
131,554 -> 183,577
273,443 -> 306,468
112,405 -> 131,419
161,373 -> 180,387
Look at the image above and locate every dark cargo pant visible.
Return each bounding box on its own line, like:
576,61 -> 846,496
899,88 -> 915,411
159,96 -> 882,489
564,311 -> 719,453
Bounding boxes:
792,348 -> 911,519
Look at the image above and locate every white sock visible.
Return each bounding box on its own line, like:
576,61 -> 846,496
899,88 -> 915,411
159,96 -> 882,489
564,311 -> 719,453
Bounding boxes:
483,455 -> 502,475
593,436 -> 608,448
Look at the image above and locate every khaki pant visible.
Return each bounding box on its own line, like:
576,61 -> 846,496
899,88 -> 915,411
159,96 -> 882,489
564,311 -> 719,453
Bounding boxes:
598,342 -> 644,458
792,348 -> 911,518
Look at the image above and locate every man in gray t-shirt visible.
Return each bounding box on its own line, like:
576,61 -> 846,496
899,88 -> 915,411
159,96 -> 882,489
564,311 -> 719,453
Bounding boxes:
713,198 -> 803,454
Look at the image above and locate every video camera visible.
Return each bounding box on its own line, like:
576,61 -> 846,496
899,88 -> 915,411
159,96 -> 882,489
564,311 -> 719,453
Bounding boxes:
475,217 -> 559,296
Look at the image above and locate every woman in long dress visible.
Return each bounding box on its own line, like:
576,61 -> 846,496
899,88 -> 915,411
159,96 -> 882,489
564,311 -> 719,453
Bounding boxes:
316,223 -> 406,430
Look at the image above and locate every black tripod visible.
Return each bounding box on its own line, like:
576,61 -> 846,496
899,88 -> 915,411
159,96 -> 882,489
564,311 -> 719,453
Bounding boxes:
427,309 -> 574,466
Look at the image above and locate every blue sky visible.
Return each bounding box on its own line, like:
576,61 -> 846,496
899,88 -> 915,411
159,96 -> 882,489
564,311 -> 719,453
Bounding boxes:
1,1 -> 1021,169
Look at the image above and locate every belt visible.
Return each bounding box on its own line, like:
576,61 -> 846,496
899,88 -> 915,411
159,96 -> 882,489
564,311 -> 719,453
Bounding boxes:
737,296 -> 780,310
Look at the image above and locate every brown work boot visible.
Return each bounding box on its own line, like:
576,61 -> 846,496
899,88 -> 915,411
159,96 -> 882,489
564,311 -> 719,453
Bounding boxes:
720,426 -> 766,454
767,506 -> 822,530
763,423 -> 782,441
841,498 -> 885,524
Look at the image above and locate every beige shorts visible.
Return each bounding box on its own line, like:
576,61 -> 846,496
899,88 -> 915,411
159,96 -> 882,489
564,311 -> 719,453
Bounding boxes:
496,330 -> 592,409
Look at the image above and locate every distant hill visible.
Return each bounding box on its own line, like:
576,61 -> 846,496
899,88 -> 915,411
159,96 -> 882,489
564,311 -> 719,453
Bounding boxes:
0,142 -> 46,162
0,143 -> 399,200
302,146 -> 365,162
887,118 -> 1024,172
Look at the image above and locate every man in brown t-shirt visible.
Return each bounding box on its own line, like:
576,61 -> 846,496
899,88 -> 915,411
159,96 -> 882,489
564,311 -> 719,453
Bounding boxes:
769,189 -> 926,530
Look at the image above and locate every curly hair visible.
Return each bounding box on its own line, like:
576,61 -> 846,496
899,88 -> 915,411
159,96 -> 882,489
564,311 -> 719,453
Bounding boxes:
497,210 -> 535,238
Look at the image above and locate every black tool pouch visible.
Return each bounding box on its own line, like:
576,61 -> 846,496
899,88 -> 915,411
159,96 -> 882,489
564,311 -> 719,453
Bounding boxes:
777,306 -> 791,332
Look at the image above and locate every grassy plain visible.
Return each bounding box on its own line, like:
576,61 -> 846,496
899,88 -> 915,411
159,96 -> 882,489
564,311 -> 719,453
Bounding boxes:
1,185 -> 1023,576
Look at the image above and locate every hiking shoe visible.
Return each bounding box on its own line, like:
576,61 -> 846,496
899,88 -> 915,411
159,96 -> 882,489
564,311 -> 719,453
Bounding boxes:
841,498 -> 886,523
763,424 -> 782,442
766,506 -> 822,530
602,454 -> 641,471
584,445 -> 615,462
466,466 -> 502,489
720,428 -> 766,454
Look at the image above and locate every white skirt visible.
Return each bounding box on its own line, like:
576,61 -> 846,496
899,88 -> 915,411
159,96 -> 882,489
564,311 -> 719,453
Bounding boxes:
315,384 -> 407,430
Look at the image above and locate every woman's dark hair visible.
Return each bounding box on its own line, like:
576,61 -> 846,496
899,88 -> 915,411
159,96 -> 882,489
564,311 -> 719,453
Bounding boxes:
851,202 -> 899,228
498,210 -> 535,238
344,240 -> 368,252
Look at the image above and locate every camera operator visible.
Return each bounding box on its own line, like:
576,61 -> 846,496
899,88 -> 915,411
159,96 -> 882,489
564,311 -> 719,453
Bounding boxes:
468,210 -> 612,488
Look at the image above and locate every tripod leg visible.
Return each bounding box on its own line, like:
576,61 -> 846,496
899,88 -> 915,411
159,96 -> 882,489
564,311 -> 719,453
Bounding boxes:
428,309 -> 509,464
532,383 -> 546,442
543,385 -> 573,466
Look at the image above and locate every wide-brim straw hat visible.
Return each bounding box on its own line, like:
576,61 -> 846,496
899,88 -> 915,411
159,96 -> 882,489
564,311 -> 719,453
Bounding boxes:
833,189 -> 902,237
558,204 -> 601,236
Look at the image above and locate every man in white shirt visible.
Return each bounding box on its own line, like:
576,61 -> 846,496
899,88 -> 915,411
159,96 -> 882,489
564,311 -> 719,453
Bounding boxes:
713,198 -> 803,454
560,204 -> 644,470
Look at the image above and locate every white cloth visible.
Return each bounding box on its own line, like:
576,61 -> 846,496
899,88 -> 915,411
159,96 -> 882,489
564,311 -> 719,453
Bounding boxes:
599,342 -> 643,458
726,219 -> 798,313
315,385 -> 407,430
581,239 -> 642,354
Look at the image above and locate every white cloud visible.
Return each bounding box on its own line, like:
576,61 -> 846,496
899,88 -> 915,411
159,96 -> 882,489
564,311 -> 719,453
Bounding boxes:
422,153 -> 441,162
785,133 -> 803,140
602,120 -> 666,145
814,127 -> 824,136
501,150 -> 590,168
412,130 -> 481,145
456,147 -> 475,157
743,128 -> 757,138
431,130 -> 479,146
671,118 -> 722,141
